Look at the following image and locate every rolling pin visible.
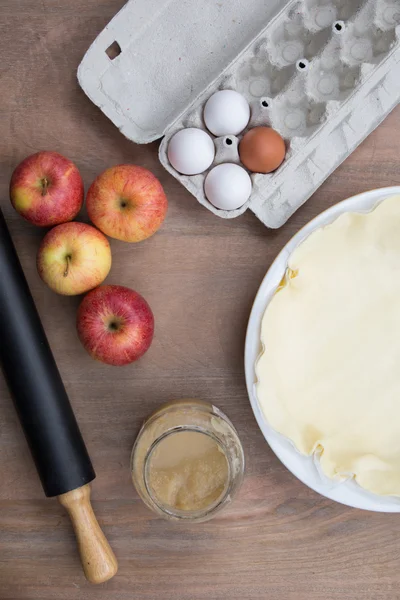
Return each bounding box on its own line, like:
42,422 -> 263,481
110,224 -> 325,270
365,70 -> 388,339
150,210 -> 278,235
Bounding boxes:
0,208 -> 118,584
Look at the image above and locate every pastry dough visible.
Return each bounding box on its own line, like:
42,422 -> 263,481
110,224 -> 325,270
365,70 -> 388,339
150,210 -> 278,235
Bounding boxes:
256,195 -> 400,496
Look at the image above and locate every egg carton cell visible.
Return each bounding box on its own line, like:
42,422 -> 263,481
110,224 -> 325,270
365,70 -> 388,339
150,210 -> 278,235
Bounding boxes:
375,1 -> 400,30
301,1 -> 338,32
78,0 -> 400,227
266,11 -> 333,67
256,85 -> 327,137
275,100 -> 327,134
235,60 -> 294,100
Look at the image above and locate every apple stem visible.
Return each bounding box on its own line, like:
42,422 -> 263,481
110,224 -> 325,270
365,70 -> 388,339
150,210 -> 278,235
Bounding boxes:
41,177 -> 49,196
64,255 -> 71,277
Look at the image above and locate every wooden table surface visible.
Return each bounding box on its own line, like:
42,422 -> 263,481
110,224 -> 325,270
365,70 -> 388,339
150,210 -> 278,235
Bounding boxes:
1,1 -> 400,598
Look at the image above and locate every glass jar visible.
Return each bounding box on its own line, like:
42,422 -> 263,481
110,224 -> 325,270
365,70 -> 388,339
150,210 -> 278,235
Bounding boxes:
131,400 -> 245,523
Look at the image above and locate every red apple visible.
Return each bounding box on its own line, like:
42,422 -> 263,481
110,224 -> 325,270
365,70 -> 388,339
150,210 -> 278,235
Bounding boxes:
10,151 -> 84,227
77,285 -> 154,365
86,165 -> 167,243
37,222 -> 112,295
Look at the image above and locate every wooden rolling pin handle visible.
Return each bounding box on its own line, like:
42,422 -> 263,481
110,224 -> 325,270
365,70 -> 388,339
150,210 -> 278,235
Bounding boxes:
58,484 -> 118,584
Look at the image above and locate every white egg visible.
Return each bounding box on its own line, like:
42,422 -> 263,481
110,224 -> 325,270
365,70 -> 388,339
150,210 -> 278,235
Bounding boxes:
204,90 -> 251,136
204,163 -> 252,210
167,128 -> 215,175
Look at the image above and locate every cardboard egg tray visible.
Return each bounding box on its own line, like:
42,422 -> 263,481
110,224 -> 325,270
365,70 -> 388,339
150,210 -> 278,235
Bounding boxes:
78,0 -> 400,228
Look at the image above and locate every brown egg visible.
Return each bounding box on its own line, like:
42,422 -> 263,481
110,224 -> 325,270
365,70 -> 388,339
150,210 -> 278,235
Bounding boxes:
239,127 -> 286,174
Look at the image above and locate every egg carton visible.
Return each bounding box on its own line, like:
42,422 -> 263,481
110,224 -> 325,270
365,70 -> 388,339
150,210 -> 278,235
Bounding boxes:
78,0 -> 400,228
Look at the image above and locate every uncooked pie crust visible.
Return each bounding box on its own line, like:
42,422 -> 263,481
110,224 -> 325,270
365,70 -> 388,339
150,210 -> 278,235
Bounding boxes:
256,195 -> 400,497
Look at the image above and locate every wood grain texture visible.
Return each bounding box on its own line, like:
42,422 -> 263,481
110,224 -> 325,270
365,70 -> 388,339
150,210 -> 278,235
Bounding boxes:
1,1 -> 400,598
58,484 -> 118,584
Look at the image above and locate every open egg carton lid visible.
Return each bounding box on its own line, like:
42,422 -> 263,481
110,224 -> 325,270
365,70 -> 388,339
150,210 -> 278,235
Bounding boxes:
78,0 -> 400,228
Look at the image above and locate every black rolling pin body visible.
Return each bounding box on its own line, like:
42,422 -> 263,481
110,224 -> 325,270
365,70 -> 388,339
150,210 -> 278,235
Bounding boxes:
0,208 -> 95,496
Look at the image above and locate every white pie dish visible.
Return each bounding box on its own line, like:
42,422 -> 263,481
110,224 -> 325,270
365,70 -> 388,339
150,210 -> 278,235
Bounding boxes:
245,186 -> 400,512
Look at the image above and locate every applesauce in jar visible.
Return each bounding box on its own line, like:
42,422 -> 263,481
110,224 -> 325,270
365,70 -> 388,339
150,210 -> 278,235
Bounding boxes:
131,400 -> 244,522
